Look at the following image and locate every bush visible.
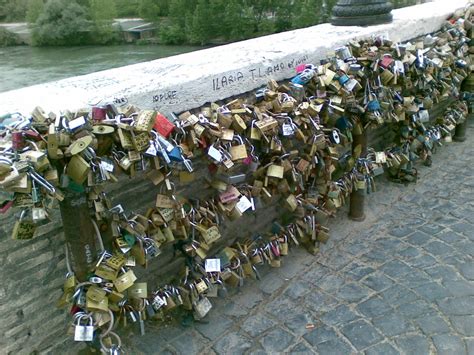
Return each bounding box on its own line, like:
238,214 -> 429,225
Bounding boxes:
0,27 -> 19,47
159,24 -> 186,44
31,0 -> 90,46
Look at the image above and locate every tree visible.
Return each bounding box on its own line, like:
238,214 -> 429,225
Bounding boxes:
274,0 -> 295,32
159,0 -> 193,44
292,0 -> 323,29
89,0 -> 118,44
31,0 -> 89,46
138,0 -> 160,21
1,0 -> 28,21
223,0 -> 253,41
26,0 -> 45,25
187,0 -> 212,45
168,0 -> 193,29
115,0 -> 140,17
0,27 -> 19,46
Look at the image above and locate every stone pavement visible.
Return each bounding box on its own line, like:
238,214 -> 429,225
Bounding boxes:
122,120 -> 474,355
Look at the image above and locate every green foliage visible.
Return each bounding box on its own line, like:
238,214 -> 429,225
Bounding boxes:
159,23 -> 186,44
0,27 -> 19,46
115,0 -> 139,17
187,0 -> 212,45
26,0 -> 44,24
292,0 -> 326,29
90,0 -> 117,21
31,0 -> 89,46
89,0 -> 119,44
0,0 -> 28,21
138,0 -> 160,21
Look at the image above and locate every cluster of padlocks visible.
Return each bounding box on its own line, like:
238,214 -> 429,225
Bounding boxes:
0,10 -> 471,354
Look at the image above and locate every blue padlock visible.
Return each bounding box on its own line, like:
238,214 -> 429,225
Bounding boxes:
367,99 -> 381,112
291,68 -> 314,85
336,116 -> 352,131
338,74 -> 350,85
168,146 -> 184,162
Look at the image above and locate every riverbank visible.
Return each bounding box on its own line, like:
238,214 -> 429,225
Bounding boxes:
0,19 -> 159,47
0,44 -> 203,92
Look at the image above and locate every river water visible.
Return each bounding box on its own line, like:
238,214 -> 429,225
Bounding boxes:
0,44 -> 203,93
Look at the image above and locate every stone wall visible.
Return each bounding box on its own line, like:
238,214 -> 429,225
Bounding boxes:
0,1 -> 470,353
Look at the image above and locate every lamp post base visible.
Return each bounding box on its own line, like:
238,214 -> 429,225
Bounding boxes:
331,0 -> 393,26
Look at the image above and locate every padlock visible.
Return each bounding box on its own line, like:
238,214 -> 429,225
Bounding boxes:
200,225 -> 221,245
249,120 -> 262,140
281,117 -> 296,136
128,282 -> 148,299
228,136 -> 248,161
267,164 -> 284,179
113,270 -> 137,293
154,112 -> 175,137
66,155 -> 90,184
11,210 -> 36,240
74,315 -> 94,342
135,110 -> 156,132
193,296 -> 212,320
32,207 -> 47,222
284,194 -> 298,212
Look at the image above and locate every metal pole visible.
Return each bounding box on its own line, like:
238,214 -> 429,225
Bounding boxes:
59,189 -> 98,282
331,0 -> 393,26
453,120 -> 467,142
349,130 -> 367,221
456,73 -> 474,141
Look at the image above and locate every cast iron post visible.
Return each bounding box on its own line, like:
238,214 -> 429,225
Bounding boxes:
349,129 -> 368,221
331,0 -> 393,26
59,189 -> 99,282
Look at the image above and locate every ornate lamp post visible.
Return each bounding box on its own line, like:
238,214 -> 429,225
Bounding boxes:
331,0 -> 393,26
331,0 -> 393,221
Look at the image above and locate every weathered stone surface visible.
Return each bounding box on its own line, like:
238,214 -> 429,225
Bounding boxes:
320,305 -> 359,326
450,315 -> 474,336
241,314 -> 276,338
341,320 -> 384,351
432,334 -> 466,355
259,327 -> 295,353
414,314 -> 452,335
365,342 -> 400,355
212,332 -> 252,355
394,334 -> 431,354
373,313 -> 415,336
356,297 -> 392,319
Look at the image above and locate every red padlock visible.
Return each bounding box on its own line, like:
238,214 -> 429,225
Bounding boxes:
296,64 -> 306,73
11,131 -> 25,151
0,200 -> 14,214
154,113 -> 175,138
92,106 -> 107,121
23,129 -> 42,141
379,55 -> 394,69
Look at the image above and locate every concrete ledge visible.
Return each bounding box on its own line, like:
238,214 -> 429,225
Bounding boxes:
0,0 -> 469,117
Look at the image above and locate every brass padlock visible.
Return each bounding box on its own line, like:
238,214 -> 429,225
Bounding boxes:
249,120 -> 261,141
284,194 -> 298,212
200,225 -> 221,245
11,210 -> 36,240
66,155 -> 90,184
128,282 -> 148,299
232,114 -> 247,133
229,136 -> 248,161
114,270 -> 137,293
135,110 -> 156,132
267,164 -> 284,179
